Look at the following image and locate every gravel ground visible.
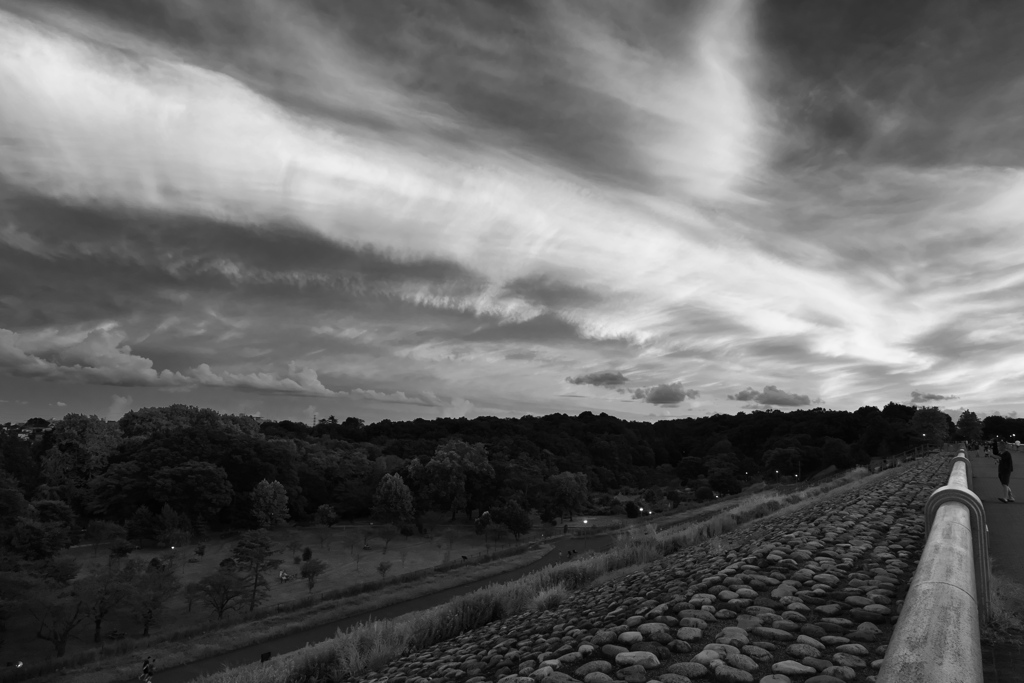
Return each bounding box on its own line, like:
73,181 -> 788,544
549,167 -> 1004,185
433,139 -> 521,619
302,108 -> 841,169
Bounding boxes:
347,455 -> 948,683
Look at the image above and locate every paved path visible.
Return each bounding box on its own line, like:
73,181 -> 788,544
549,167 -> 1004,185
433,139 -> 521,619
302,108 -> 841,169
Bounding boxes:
141,534 -> 613,683
132,496 -> 751,683
967,450 -> 1024,682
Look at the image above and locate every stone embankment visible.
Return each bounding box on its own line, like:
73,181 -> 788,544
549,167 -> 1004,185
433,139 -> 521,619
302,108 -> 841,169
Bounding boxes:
350,456 -> 948,683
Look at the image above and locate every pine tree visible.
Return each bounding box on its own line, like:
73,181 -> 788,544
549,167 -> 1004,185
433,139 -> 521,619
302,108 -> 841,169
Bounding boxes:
231,530 -> 282,611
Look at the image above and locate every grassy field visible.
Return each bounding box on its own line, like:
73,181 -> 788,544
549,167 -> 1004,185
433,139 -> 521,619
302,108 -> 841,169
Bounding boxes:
21,543 -> 554,683
0,520 -> 543,673
185,464 -> 885,683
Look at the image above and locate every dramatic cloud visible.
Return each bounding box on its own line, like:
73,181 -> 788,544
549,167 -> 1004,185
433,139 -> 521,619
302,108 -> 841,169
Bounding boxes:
567,371 -> 628,387
911,391 -> 960,404
632,383 -> 699,406
2,1 -> 1024,423
728,385 -> 811,407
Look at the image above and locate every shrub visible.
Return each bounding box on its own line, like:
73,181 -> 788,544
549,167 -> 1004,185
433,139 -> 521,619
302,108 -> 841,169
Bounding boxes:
302,547 -> 313,562
695,486 -> 714,502
529,585 -> 570,612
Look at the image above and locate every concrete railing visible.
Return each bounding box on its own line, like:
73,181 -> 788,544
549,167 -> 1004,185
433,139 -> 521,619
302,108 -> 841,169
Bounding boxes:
877,450 -> 990,683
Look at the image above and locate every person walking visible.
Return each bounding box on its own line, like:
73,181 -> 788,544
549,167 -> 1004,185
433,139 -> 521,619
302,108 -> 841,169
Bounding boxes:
140,657 -> 154,682
998,449 -> 1015,503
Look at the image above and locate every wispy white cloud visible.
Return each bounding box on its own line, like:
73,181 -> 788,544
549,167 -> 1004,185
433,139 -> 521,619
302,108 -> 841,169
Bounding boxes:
3,2 -> 1024,421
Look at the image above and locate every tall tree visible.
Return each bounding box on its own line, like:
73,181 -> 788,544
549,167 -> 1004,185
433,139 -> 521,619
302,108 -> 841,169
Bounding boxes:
150,461 -> 234,523
231,530 -> 281,611
11,517 -> 71,561
371,473 -> 415,526
763,447 -> 800,476
314,504 -> 338,527
956,410 -> 983,442
910,407 -> 949,445
123,560 -> 181,636
300,558 -> 328,593
76,566 -> 133,643
84,520 -> 127,556
194,572 -> 248,619
41,414 -> 122,513
547,472 -> 588,521
406,440 -> 495,521
491,498 -> 532,541
28,585 -> 87,657
251,479 -> 290,529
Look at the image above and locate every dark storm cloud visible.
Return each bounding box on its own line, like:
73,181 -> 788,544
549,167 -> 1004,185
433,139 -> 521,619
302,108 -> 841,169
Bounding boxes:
728,385 -> 810,406
566,371 -> 627,387
632,382 -> 699,405
911,391 -> 959,403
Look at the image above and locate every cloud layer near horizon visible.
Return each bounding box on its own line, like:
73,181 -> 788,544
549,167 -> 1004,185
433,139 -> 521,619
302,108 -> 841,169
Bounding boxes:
2,0 -> 1024,423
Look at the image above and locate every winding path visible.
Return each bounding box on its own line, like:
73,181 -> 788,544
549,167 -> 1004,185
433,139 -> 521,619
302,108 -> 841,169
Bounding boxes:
145,534 -> 613,683
130,496 -> 745,683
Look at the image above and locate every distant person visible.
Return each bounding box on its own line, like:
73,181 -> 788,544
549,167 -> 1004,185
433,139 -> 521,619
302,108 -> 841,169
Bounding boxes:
998,450 -> 1015,503
140,657 -> 154,682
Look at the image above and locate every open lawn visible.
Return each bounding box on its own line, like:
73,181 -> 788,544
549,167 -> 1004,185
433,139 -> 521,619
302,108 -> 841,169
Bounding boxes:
0,520 -> 537,671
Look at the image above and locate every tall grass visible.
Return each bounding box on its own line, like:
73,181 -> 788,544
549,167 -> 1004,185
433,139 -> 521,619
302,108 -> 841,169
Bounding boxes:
192,463 -> 892,683
982,571 -> 1024,644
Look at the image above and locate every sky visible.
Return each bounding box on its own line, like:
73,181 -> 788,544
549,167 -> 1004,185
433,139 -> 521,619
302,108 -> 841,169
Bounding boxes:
2,0 -> 1024,426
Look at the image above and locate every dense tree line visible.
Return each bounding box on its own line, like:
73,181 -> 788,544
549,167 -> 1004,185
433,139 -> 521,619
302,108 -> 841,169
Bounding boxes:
0,401 -> 984,653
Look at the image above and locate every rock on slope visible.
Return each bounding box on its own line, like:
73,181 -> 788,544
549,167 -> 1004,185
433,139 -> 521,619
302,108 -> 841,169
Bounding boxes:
350,457 -> 948,683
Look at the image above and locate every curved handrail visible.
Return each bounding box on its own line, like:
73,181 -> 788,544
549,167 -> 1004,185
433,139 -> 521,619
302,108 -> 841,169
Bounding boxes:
923,457 -> 990,621
877,449 -> 988,683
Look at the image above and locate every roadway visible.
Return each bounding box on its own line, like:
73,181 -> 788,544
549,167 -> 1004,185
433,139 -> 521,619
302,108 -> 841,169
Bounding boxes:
967,449 -> 1024,682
